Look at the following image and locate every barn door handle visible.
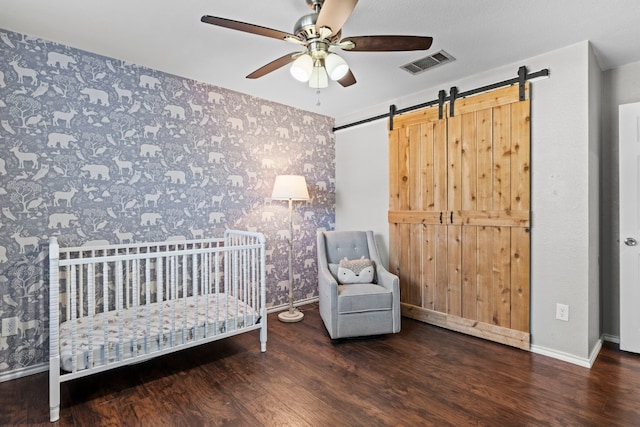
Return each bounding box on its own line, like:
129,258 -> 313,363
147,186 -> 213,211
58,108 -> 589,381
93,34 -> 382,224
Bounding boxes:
439,212 -> 443,224
450,211 -> 453,224
625,237 -> 637,246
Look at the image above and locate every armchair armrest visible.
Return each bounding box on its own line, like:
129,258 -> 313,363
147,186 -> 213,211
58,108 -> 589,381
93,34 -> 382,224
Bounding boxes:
318,262 -> 338,294
373,261 -> 401,333
317,232 -> 339,337
374,262 -> 399,293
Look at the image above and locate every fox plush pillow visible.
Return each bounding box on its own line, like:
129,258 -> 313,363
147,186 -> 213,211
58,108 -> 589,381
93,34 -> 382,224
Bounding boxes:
337,257 -> 375,284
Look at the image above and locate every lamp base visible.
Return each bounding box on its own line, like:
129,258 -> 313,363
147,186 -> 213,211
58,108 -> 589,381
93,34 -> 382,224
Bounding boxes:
278,308 -> 304,323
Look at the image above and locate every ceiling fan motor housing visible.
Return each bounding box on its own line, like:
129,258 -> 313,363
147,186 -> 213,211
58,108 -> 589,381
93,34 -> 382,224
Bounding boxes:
294,13 -> 320,40
294,11 -> 331,62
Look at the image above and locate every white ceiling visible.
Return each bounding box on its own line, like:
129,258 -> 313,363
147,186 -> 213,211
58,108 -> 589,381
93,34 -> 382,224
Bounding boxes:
2,0 -> 640,122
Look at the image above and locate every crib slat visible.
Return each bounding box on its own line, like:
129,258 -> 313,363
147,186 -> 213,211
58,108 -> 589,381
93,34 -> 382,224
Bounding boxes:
203,251 -> 209,339
65,264 -> 70,326
192,251 -> 198,340
125,248 -> 130,309
243,245 -> 248,328
116,260 -> 124,362
181,252 -> 187,344
170,253 -> 176,347
131,258 -> 138,358
102,258 -> 108,367
79,259 -> 84,319
87,263 -> 94,369
70,266 -> 77,372
145,254 -> 151,355
157,253 -> 164,352
224,248 -> 229,333
214,250 -> 220,335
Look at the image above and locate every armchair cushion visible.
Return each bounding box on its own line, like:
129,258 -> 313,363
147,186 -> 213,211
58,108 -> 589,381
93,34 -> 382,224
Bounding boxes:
337,257 -> 375,284
337,284 -> 393,314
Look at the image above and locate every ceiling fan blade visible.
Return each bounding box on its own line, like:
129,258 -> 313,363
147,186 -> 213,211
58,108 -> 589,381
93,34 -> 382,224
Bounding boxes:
201,15 -> 299,42
340,35 -> 433,52
338,69 -> 357,87
246,52 -> 300,79
316,0 -> 358,37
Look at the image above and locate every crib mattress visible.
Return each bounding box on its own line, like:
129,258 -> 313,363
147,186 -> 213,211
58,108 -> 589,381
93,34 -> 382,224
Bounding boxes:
59,293 -> 257,372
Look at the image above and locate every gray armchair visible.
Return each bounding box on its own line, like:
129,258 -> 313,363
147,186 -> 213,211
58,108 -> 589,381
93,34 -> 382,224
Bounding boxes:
317,230 -> 401,339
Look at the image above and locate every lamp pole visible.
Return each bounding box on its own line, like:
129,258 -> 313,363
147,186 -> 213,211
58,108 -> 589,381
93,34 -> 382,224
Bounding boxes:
278,197 -> 304,322
287,199 -> 295,314
272,175 -> 308,323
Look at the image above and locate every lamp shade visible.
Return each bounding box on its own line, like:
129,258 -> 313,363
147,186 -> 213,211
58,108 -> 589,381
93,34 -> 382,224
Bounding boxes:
271,175 -> 310,201
325,53 -> 349,80
290,54 -> 313,82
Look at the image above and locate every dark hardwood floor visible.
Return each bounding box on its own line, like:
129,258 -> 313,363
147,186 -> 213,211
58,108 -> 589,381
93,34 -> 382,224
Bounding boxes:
2,303 -> 640,426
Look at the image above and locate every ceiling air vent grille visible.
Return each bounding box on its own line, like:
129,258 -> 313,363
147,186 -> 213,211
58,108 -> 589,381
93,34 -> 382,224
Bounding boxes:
400,50 -> 455,75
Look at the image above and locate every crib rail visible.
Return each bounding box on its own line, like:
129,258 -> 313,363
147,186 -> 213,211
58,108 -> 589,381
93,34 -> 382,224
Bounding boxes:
49,230 -> 266,422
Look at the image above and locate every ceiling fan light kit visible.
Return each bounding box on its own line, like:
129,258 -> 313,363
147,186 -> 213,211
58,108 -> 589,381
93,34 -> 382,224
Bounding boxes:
309,62 -> 329,89
324,53 -> 349,80
201,0 -> 433,90
290,54 -> 314,82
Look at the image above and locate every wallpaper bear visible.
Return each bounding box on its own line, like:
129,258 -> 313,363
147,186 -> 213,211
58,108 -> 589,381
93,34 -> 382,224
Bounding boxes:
0,29 -> 335,375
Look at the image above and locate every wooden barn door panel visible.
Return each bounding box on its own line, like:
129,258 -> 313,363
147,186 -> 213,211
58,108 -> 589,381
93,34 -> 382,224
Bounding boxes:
389,84 -> 531,349
390,107 -> 447,312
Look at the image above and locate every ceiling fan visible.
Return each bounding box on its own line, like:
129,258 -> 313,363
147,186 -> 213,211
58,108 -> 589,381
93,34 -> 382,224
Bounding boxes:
201,0 -> 433,89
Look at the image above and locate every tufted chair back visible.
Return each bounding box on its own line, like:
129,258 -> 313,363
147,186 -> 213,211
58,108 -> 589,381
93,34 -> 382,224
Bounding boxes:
322,231 -> 372,280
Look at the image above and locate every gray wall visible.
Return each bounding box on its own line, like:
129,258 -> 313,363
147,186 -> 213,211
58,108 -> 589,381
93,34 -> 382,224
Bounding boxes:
335,121 -> 390,265
0,29 -> 335,377
335,41 -> 602,365
601,60 -> 640,339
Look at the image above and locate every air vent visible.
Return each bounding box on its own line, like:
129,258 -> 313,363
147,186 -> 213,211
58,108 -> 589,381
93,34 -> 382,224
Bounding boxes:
400,50 -> 455,75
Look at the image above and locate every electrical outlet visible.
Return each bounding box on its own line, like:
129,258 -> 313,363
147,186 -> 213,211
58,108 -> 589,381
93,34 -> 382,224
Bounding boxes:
556,303 -> 569,322
2,317 -> 19,337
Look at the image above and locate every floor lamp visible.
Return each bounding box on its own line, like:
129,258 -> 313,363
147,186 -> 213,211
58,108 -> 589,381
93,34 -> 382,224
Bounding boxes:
271,175 -> 309,323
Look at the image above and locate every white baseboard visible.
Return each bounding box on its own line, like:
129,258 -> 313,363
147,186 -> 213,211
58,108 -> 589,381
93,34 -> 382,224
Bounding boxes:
0,362 -> 47,383
603,333 -> 620,344
530,337 -> 603,369
267,297 -> 319,314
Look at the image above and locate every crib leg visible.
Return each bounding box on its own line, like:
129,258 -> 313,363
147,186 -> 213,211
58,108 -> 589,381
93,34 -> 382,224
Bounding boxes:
260,317 -> 267,353
49,355 -> 60,422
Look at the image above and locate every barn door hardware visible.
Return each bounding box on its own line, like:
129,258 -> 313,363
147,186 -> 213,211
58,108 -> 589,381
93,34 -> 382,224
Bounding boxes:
449,86 -> 458,117
518,66 -> 527,101
450,211 -> 453,224
334,66 -> 549,132
439,212 -> 443,224
388,104 -> 396,131
438,89 -> 446,119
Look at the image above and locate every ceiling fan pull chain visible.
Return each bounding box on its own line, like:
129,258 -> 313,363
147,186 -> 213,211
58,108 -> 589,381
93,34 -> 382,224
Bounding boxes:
316,89 -> 321,106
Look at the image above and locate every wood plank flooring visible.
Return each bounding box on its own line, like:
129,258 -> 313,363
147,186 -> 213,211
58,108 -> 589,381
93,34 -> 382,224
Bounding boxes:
1,303 -> 640,426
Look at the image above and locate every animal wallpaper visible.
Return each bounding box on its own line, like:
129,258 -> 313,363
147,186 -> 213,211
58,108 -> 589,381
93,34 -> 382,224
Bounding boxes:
0,29 -> 335,376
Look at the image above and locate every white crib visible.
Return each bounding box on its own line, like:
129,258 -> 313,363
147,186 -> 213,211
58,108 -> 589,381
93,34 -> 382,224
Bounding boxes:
48,230 -> 266,422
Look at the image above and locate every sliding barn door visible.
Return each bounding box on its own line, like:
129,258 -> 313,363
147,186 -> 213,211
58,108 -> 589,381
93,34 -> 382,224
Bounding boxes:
389,84 -> 531,350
